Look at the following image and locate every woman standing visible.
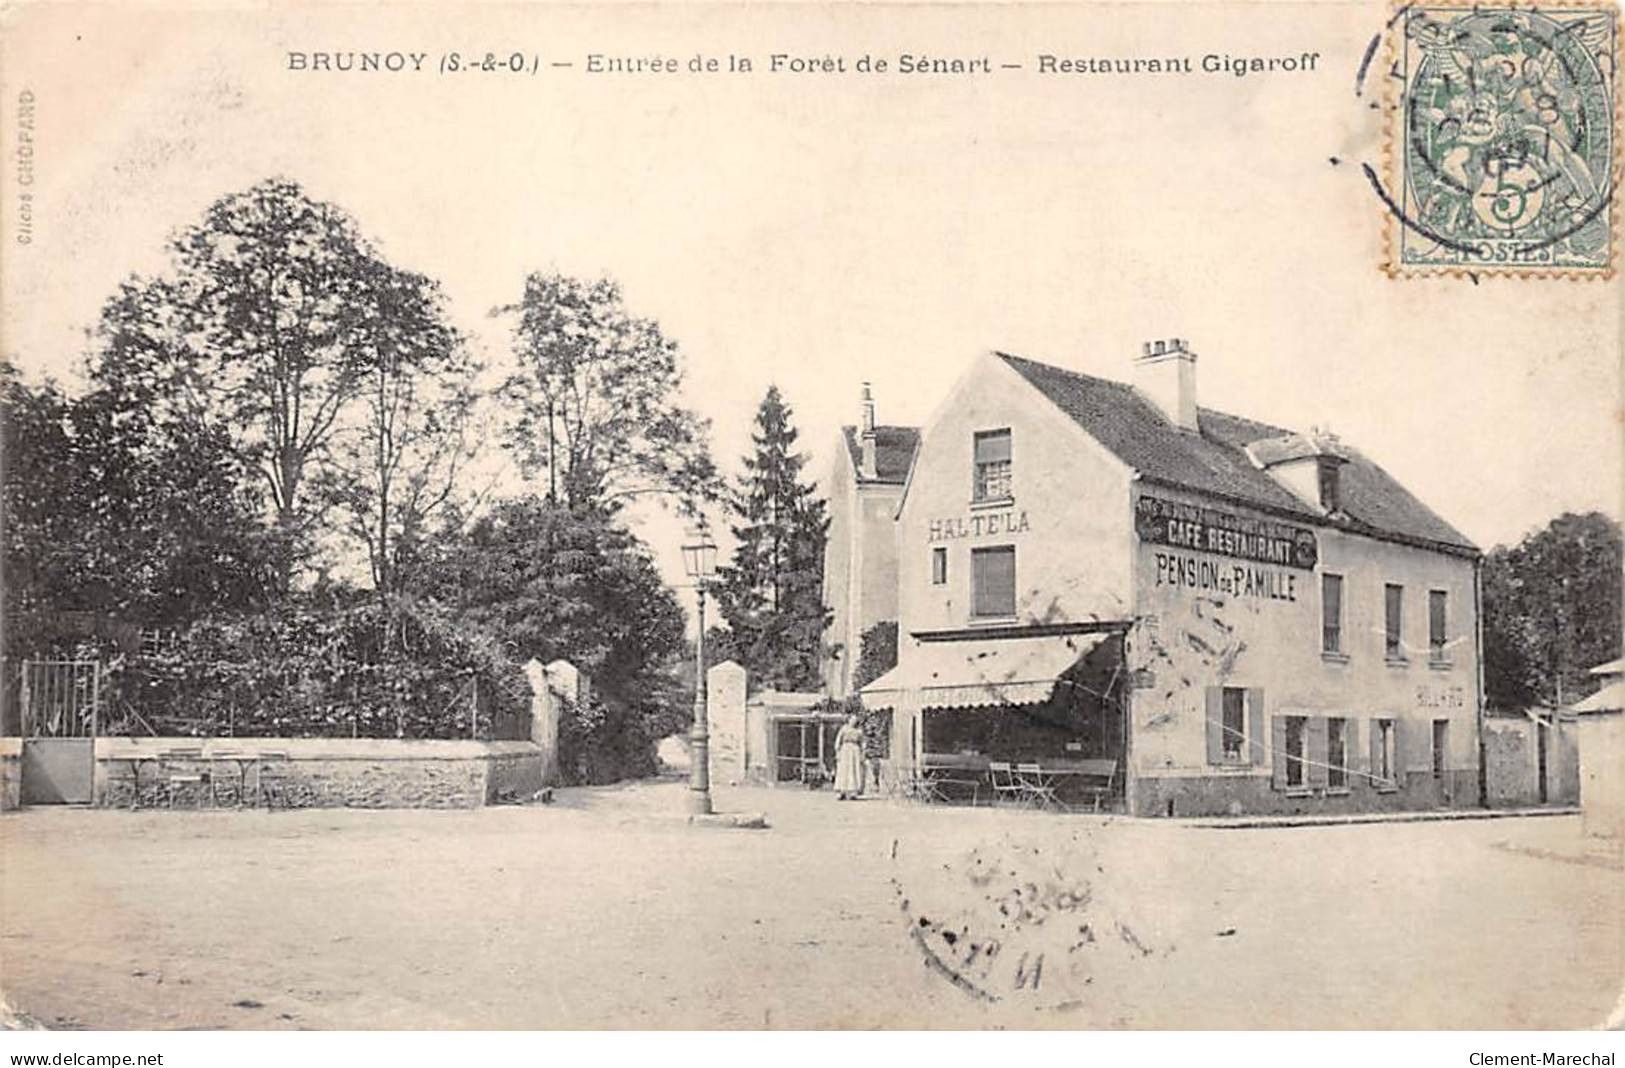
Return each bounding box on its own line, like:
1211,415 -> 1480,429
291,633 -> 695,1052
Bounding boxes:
833,713 -> 865,800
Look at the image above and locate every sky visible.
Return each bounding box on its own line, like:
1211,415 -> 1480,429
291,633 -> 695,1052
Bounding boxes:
2,1 -> 1620,600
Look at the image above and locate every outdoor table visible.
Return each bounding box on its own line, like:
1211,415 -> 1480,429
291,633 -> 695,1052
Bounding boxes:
106,753 -> 164,810
211,750 -> 263,807
920,753 -> 991,805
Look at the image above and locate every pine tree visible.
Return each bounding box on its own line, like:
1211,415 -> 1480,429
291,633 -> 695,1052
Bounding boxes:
714,386 -> 831,691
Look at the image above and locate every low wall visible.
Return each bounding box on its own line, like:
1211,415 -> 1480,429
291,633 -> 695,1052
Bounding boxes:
1484,716 -> 1579,807
1130,768 -> 1482,818
90,737 -> 549,809
0,738 -> 20,811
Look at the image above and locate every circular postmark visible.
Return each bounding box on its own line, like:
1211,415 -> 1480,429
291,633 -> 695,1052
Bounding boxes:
1356,3 -> 1619,276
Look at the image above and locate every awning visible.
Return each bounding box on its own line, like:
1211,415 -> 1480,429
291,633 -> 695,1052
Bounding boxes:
1570,680 -> 1624,715
859,633 -> 1112,712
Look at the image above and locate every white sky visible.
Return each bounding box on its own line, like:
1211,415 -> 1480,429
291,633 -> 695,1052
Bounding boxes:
3,1 -> 1620,601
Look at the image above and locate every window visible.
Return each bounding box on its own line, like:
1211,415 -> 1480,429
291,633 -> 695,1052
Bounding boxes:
1327,717 -> 1347,790
930,547 -> 948,585
973,429 -> 1012,502
1374,718 -> 1396,788
1221,687 -> 1246,761
1429,590 -> 1448,660
1321,573 -> 1344,654
970,546 -> 1016,618
1317,457 -> 1341,512
1432,719 -> 1448,779
1384,583 -> 1404,658
1284,715 -> 1308,788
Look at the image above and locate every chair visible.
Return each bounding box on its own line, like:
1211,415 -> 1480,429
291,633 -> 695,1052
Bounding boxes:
1074,758 -> 1118,812
254,750 -> 291,809
161,747 -> 209,809
1016,763 -> 1061,810
989,762 -> 1027,807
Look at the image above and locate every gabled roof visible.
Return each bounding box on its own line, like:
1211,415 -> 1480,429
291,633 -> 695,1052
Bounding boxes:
840,425 -> 920,485
995,352 -> 1478,556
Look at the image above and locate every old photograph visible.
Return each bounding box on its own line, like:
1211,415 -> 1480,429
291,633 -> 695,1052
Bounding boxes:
0,0 -> 1621,1041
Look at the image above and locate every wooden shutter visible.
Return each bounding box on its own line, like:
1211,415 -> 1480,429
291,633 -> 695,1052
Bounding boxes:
972,547 -> 1016,618
1369,719 -> 1384,786
1307,717 -> 1329,788
974,430 -> 1011,464
1270,715 -> 1288,789
1205,687 -> 1223,765
1393,718 -> 1411,784
1246,688 -> 1266,765
1346,717 -> 1364,780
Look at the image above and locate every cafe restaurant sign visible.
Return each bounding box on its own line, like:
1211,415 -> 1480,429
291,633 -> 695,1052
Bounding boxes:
1135,494 -> 1318,570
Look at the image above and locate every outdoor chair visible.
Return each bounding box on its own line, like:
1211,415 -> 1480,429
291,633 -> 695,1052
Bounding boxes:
161,747 -> 209,809
255,750 -> 291,809
1074,758 -> 1118,812
988,762 -> 1027,807
1016,763 -> 1061,810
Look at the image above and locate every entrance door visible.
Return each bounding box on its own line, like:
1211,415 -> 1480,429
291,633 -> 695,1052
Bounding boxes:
17,660 -> 101,804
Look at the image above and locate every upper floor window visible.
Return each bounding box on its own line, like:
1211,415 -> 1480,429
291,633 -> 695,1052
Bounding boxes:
1429,590 -> 1448,660
930,546 -> 948,586
971,545 -> 1016,618
973,429 -> 1012,502
1321,573 -> 1344,654
1384,583 -> 1404,659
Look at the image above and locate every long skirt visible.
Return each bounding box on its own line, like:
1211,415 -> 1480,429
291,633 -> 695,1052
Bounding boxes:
833,743 -> 864,795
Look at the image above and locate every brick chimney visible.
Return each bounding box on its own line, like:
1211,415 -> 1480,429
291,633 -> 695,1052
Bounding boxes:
859,382 -> 878,478
1134,337 -> 1199,432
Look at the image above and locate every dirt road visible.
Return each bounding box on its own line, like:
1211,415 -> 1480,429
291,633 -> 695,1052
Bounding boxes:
1,783 -> 1619,1029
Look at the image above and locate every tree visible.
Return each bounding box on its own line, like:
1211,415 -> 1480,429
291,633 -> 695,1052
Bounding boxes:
0,362 -> 272,657
713,386 -> 830,691
90,177 -> 444,590
323,261 -> 478,602
419,496 -> 690,780
496,272 -> 717,514
1482,511 -> 1622,710
853,620 -> 899,691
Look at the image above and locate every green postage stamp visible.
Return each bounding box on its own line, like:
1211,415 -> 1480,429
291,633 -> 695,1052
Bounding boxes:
1388,2 -> 1620,277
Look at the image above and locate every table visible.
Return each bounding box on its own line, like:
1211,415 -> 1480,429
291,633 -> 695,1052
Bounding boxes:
105,753 -> 164,810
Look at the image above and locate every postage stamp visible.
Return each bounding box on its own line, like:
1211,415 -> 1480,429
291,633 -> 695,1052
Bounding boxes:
1385,2 -> 1620,277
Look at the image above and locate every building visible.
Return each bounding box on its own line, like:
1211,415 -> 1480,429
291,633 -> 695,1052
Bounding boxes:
1570,658 -> 1624,838
854,341 -> 1484,817
820,384 -> 919,698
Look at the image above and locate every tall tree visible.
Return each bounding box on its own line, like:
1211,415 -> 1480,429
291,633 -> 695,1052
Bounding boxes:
713,386 -> 830,691
90,177 -> 445,590
323,260 -> 478,602
496,272 -> 717,514
1482,511 -> 1622,710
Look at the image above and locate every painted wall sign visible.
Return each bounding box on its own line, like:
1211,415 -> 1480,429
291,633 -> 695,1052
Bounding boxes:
1136,494 -> 1318,570
1153,551 -> 1299,602
1416,685 -> 1466,709
927,510 -> 1030,542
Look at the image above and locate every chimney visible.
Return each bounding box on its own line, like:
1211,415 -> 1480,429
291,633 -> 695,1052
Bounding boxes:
1134,337 -> 1199,432
859,382 -> 878,479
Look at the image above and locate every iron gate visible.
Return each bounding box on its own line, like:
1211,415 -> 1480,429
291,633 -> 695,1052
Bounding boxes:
18,659 -> 101,804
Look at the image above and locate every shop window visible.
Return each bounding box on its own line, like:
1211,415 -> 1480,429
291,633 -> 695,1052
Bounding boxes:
931,546 -> 948,585
1327,717 -> 1347,790
973,429 -> 1012,502
1429,590 -> 1448,660
970,546 -> 1015,618
1384,583 -> 1404,659
1321,573 -> 1344,655
1432,719 -> 1448,779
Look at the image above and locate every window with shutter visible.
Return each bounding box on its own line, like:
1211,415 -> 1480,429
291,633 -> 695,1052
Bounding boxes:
1220,687 -> 1246,762
973,429 -> 1012,502
1326,717 -> 1347,790
1307,717 -> 1329,789
1283,716 -> 1309,788
1321,574 -> 1343,654
1429,590 -> 1448,660
1385,584 -> 1404,659
970,546 -> 1016,618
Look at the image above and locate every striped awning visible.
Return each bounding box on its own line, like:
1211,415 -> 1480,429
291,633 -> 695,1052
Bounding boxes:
859,633 -> 1110,713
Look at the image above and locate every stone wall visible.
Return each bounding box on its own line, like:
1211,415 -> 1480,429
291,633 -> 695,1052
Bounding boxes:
1484,715 -> 1579,807
91,738 -> 548,809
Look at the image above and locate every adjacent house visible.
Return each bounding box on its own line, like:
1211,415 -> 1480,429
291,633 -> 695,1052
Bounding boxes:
1571,658 -> 1624,838
852,341 -> 1485,817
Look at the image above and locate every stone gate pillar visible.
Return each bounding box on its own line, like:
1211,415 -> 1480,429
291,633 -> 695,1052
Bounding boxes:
707,661 -> 748,786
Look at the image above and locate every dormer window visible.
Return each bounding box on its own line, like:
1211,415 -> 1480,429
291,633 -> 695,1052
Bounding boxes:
1317,457 -> 1341,513
973,429 -> 1012,502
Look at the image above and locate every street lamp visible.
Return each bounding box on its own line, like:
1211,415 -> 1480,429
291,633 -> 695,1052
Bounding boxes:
681,526 -> 719,816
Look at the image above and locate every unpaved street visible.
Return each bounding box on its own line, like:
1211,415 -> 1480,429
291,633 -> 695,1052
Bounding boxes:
2,783 -> 1619,1029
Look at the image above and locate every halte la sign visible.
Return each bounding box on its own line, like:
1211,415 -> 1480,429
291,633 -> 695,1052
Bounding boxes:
927,509 -> 1030,542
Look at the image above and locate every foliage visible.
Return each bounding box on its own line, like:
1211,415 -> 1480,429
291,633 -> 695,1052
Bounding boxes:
109,595 -> 528,739
815,693 -> 889,760
1482,511 -> 1622,710
420,496 -> 691,780
1,362 -> 274,659
89,177 -> 463,590
853,620 -> 900,691
496,272 -> 718,513
713,386 -> 831,691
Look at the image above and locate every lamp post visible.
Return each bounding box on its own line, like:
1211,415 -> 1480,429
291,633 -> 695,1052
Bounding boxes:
680,527 -> 719,816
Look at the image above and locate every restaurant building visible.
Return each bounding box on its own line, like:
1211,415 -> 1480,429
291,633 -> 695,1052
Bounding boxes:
853,341 -> 1484,816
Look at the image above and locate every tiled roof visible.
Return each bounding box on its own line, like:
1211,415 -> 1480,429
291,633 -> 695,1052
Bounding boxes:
841,425 -> 920,484
996,352 -> 1478,555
